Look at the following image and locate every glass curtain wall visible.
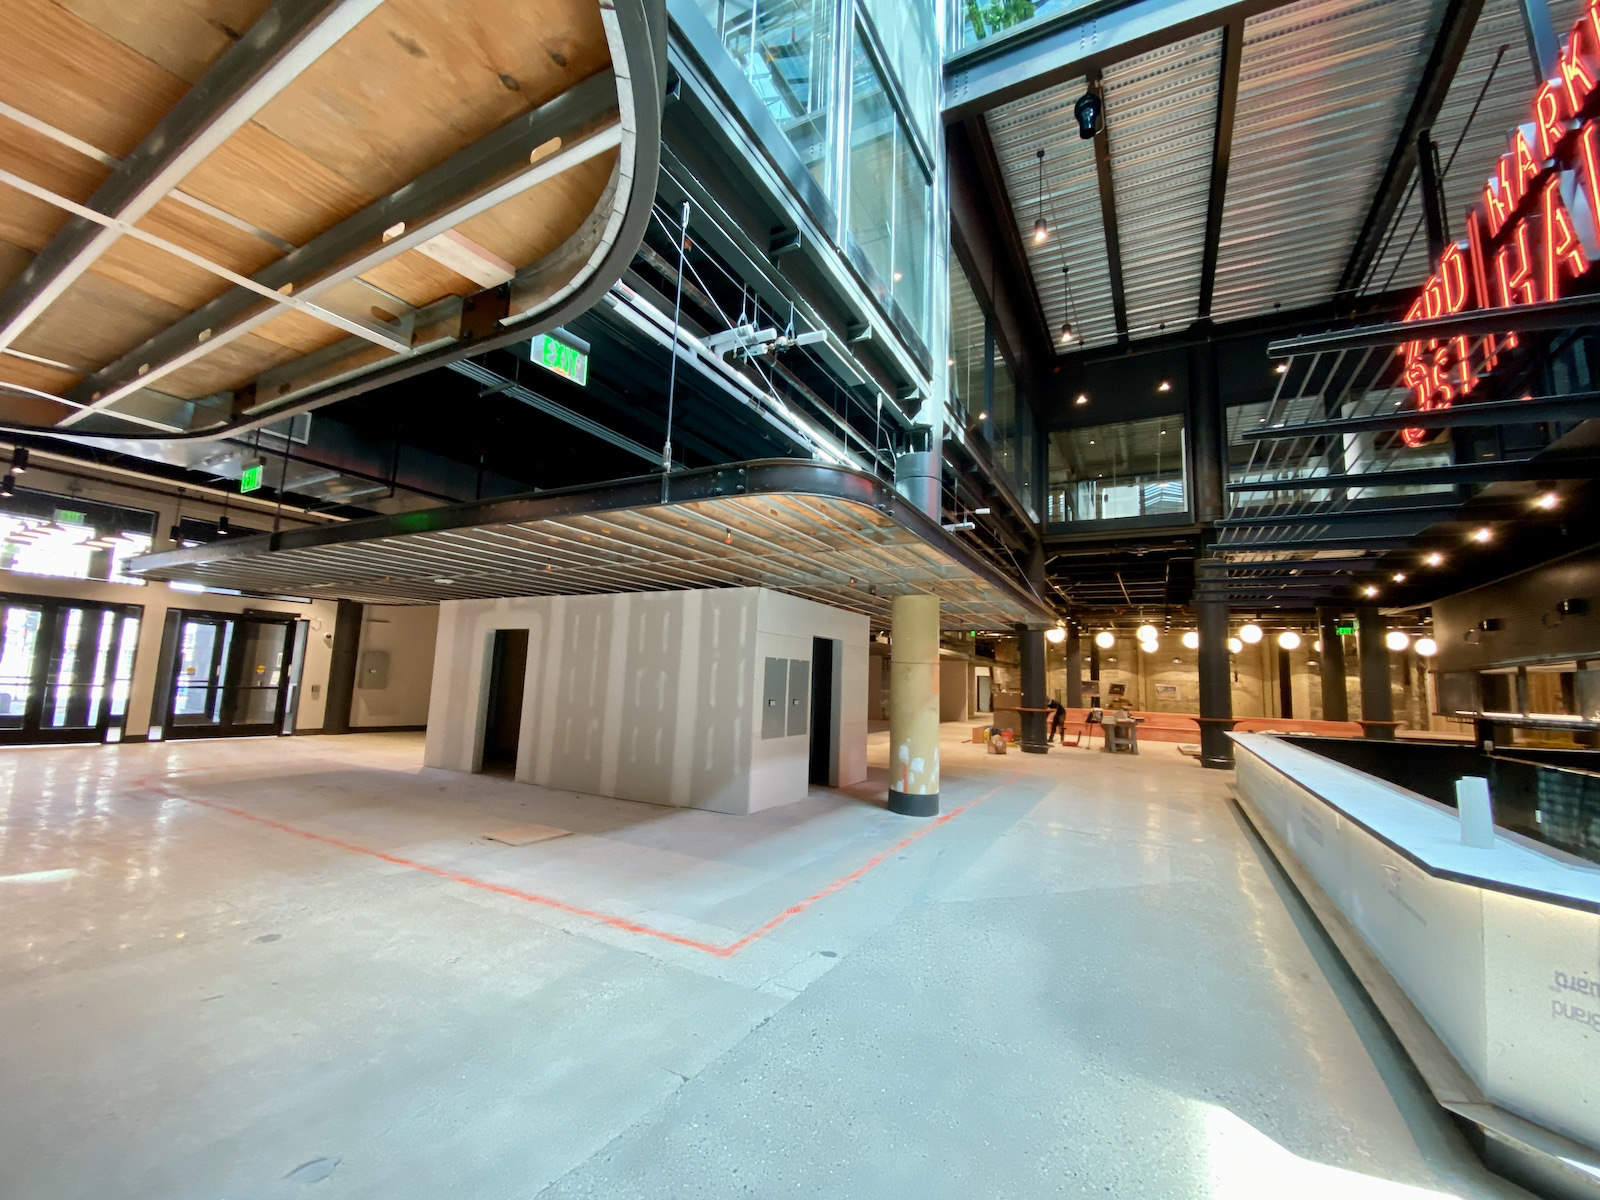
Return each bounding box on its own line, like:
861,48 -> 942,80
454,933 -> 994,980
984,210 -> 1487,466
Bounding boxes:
700,0 -> 834,189
953,1 -> 1085,51
847,28 -> 931,337
1047,415 -> 1187,523
949,264 -> 984,426
982,352 -> 1039,519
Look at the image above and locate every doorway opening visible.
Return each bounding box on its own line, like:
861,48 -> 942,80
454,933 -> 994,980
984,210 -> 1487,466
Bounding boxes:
160,611 -> 296,739
0,597 -> 141,745
809,636 -> 838,785
481,628 -> 528,775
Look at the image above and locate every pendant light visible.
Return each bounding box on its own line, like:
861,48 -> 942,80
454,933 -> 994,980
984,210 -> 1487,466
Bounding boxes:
1033,149 -> 1048,244
1060,266 -> 1078,344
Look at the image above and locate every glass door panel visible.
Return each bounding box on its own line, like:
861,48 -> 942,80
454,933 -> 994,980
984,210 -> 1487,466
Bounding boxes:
165,614 -> 294,738
226,620 -> 289,729
172,619 -> 227,727
0,605 -> 43,731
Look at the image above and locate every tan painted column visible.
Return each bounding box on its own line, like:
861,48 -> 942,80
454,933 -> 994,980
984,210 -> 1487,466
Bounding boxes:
888,593 -> 940,817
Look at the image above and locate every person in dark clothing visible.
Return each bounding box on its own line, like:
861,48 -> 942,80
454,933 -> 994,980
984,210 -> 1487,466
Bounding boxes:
1046,698 -> 1067,744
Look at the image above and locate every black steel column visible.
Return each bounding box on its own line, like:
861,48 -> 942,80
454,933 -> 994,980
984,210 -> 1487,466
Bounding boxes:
1187,335 -> 1224,525
1317,606 -> 1348,721
1197,597 -> 1233,767
1020,543 -> 1048,753
1066,625 -> 1083,708
1356,605 -> 1395,739
322,598 -> 362,735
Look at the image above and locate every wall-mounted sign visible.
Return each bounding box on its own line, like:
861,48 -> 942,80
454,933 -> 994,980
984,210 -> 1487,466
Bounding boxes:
239,461 -> 264,493
1401,0 -> 1600,441
1336,621 -> 1356,637
529,333 -> 588,385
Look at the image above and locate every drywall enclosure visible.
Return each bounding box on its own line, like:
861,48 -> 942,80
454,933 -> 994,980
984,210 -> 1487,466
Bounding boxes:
424,587 -> 869,814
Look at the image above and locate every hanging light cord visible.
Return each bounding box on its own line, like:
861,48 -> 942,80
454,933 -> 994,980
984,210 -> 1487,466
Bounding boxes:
662,200 -> 690,504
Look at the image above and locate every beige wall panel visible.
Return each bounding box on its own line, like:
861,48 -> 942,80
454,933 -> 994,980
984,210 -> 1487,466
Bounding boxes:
59,0 -> 276,85
351,604 -> 438,728
250,0 -> 610,199
176,122 -> 370,246
0,0 -> 187,158
455,152 -> 618,266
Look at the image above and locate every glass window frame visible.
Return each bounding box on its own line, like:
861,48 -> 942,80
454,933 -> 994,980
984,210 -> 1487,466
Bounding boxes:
1046,415 -> 1192,529
840,13 -> 935,350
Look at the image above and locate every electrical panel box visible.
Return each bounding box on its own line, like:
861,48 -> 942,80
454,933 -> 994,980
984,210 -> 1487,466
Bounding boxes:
358,649 -> 390,690
786,658 -> 810,737
762,656 -> 788,739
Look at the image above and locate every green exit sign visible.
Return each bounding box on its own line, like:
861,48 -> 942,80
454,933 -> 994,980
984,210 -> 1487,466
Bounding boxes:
530,333 -> 588,384
1335,622 -> 1355,637
239,461 -> 264,493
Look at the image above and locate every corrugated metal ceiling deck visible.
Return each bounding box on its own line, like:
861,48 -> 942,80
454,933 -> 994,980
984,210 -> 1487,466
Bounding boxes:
1210,0 -> 1450,323
1363,0 -> 1538,293
988,78 -> 1119,351
1105,32 -> 1224,340
127,460 -> 1056,630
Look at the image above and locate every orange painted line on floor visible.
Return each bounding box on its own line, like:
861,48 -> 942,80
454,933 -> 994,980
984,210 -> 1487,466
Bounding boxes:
139,775 -> 1017,958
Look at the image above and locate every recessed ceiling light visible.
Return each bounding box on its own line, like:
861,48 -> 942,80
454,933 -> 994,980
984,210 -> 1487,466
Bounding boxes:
1536,491 -> 1559,509
1157,380 -> 1170,392
1425,551 -> 1444,566
1392,572 -> 1406,582
1075,394 -> 1088,405
1274,363 -> 1289,374
1471,527 -> 1492,543
434,577 -> 454,584
1363,585 -> 1379,597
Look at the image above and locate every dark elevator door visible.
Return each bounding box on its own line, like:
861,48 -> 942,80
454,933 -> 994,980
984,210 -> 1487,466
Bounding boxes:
482,629 -> 529,771
809,637 -> 835,785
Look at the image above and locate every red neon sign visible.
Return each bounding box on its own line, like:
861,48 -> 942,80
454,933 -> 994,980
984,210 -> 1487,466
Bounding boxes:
1400,0 -> 1600,444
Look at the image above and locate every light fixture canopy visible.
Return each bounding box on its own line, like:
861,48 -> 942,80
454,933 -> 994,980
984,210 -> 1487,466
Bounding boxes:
1181,631 -> 1200,650
1239,623 -> 1263,644
1415,636 -> 1438,657
1386,630 -> 1411,652
1094,630 -> 1115,649
1278,630 -> 1302,650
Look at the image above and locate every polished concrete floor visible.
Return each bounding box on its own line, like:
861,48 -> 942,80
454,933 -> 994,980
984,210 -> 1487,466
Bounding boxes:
0,727 -> 1532,1199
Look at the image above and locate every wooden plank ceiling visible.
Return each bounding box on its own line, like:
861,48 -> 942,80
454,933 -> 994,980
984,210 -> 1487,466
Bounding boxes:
0,0 -> 616,426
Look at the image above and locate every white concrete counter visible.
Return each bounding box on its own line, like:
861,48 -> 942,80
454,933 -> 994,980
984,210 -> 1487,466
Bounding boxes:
1232,732 -> 1600,1162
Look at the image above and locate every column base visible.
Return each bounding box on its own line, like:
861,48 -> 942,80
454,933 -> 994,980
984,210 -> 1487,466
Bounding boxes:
888,789 -> 939,817
1201,754 -> 1234,770
1020,740 -> 1049,755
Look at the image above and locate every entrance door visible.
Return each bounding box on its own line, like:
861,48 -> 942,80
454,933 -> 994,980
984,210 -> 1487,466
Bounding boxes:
165,613 -> 294,739
481,628 -> 529,773
808,637 -> 837,785
0,599 -> 141,745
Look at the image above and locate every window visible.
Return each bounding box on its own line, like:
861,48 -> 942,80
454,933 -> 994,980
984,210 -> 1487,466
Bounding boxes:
949,266 -> 984,424
847,28 -> 931,337
954,0 -> 1086,52
859,0 -> 938,142
0,495 -> 155,585
982,354 -> 1039,520
706,0 -> 834,189
1048,416 -> 1187,523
